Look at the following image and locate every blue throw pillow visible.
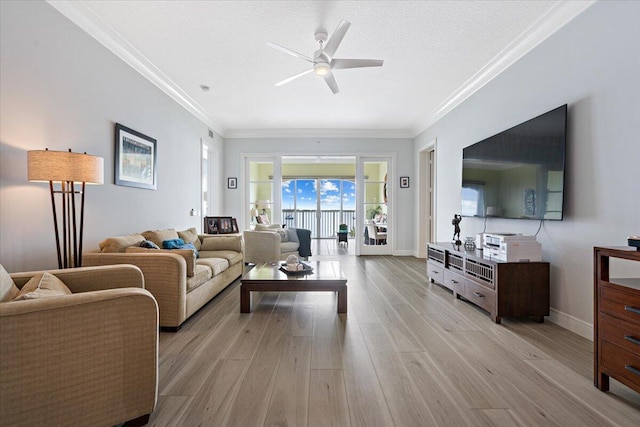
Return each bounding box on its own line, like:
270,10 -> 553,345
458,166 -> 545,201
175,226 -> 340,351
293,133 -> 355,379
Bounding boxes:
140,240 -> 160,249
163,239 -> 199,258
162,238 -> 185,249
181,242 -> 199,258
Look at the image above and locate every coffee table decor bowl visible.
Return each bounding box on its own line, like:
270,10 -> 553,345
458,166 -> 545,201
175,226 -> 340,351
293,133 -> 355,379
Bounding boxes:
279,262 -> 313,275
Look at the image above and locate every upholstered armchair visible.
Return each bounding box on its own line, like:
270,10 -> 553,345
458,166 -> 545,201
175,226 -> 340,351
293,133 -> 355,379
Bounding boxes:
244,225 -> 312,264
0,264 -> 158,427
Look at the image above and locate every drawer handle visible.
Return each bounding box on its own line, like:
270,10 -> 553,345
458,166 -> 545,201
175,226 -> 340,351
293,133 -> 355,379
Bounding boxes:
624,365 -> 640,377
624,335 -> 640,346
450,279 -> 458,284
432,270 -> 440,274
473,292 -> 484,298
624,305 -> 640,315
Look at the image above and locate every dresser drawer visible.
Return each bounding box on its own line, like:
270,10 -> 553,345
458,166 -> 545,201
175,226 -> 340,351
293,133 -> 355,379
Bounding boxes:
444,269 -> 465,295
427,261 -> 444,284
600,313 -> 640,355
601,285 -> 640,326
601,341 -> 640,391
464,279 -> 496,314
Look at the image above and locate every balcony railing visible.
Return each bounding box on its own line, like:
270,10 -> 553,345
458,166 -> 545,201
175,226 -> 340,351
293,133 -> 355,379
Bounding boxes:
282,209 -> 356,238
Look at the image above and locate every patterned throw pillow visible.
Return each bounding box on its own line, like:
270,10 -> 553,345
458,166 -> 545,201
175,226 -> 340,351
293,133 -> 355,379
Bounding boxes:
140,240 -> 160,249
13,272 -> 72,301
276,229 -> 288,242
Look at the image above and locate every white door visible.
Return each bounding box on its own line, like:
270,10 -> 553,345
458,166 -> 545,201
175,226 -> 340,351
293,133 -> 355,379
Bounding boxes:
358,156 -> 392,255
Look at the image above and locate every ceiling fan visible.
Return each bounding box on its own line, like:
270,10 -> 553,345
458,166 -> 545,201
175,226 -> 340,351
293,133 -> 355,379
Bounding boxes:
266,20 -> 384,94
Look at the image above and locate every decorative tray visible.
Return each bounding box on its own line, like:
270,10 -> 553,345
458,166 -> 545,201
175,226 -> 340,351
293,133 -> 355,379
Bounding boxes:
279,262 -> 314,275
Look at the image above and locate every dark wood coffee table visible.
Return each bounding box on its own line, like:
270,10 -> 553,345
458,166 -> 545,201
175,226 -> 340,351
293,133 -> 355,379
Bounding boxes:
240,261 -> 347,313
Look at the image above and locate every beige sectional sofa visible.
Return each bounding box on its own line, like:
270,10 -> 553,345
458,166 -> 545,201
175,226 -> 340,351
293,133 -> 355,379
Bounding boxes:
83,227 -> 243,331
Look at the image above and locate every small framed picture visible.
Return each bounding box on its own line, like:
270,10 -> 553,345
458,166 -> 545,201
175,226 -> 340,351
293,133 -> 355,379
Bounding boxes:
228,177 -> 237,189
204,216 -> 219,234
218,216 -> 234,234
400,176 -> 410,188
231,218 -> 239,233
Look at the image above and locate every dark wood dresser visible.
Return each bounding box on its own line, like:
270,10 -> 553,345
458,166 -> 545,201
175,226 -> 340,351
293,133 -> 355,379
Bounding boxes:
594,246 -> 640,393
427,242 -> 549,324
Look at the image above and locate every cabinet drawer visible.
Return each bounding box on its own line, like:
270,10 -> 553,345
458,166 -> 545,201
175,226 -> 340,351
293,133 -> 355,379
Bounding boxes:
464,279 -> 496,314
444,269 -> 465,295
600,313 -> 640,355
601,285 -> 640,326
427,261 -> 444,284
601,341 -> 640,391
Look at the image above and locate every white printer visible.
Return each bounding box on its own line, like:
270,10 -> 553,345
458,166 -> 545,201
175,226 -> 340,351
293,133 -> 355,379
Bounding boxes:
483,233 -> 542,262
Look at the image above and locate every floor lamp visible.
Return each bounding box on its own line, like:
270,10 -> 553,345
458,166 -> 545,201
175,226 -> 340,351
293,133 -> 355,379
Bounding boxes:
28,149 -> 104,269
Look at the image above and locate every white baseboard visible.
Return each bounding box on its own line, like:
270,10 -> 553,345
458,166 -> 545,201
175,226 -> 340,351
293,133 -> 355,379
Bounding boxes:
548,308 -> 593,341
393,250 -> 415,256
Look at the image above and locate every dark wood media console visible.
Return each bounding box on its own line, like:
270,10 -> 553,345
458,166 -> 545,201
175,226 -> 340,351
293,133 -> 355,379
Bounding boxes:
593,246 -> 640,394
427,242 -> 550,323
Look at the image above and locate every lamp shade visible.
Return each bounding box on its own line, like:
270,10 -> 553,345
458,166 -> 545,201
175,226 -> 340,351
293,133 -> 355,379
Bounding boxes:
28,150 -> 104,184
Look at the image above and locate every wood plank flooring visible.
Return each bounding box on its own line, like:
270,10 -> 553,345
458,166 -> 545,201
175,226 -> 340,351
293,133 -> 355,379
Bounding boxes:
148,239 -> 640,426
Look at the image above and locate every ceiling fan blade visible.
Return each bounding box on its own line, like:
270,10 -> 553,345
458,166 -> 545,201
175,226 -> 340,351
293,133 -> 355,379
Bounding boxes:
266,42 -> 313,63
323,20 -> 350,59
323,72 -> 340,94
275,68 -> 314,86
331,58 -> 384,69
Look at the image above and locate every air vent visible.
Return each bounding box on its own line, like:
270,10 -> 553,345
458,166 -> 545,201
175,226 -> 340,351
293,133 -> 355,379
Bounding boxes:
208,129 -> 214,138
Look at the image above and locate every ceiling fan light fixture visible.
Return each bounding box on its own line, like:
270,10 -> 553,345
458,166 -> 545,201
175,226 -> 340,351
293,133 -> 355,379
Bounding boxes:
313,62 -> 331,76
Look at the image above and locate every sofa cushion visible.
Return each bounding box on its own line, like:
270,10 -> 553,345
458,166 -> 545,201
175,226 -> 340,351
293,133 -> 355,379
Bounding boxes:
199,250 -> 243,266
196,258 -> 229,276
125,246 -> 196,277
275,229 -> 288,242
13,272 -> 72,301
255,224 -> 282,231
178,227 -> 201,250
142,228 -> 179,248
99,234 -> 145,253
281,241 -> 300,254
186,264 -> 213,292
201,236 -> 242,252
0,265 -> 20,302
286,228 -> 299,243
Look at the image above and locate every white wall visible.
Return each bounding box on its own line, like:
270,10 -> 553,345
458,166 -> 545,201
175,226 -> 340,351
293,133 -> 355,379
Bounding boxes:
224,137 -> 415,254
0,1 -> 222,272
414,1 -> 640,337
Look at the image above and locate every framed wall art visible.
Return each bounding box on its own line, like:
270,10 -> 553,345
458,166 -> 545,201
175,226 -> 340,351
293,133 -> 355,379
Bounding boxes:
114,123 -> 157,190
228,177 -> 237,189
400,176 -> 410,188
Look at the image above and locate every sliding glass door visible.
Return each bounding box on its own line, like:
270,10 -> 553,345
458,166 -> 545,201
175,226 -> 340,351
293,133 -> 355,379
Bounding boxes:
359,157 -> 392,255
282,178 -> 355,238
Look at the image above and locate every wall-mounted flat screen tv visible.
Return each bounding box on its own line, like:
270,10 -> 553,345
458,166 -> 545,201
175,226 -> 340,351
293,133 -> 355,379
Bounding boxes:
461,104 -> 567,221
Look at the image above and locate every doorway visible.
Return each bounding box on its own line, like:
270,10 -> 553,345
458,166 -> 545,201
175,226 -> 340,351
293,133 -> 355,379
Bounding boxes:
418,140 -> 436,258
282,178 -> 356,238
359,156 -> 392,255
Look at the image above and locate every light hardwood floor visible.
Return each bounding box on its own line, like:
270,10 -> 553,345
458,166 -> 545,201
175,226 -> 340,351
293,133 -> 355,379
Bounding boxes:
150,239 -> 640,426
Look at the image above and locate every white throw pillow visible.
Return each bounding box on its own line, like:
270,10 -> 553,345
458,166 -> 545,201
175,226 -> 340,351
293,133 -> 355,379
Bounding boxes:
0,265 -> 20,302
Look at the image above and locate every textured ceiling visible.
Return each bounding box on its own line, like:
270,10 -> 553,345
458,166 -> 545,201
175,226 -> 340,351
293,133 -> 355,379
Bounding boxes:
51,1 -> 591,137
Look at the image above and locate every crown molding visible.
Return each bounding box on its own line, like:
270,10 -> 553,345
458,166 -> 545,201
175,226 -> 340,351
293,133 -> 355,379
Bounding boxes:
412,0 -> 596,136
224,128 -> 415,139
47,0 -> 226,136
